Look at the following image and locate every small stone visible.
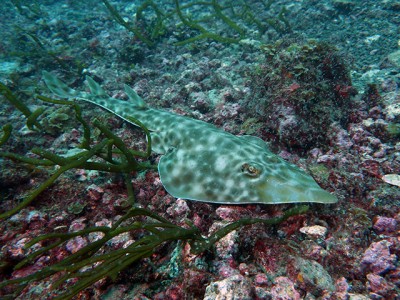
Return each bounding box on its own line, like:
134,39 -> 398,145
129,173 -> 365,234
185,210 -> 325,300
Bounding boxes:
381,174 -> 400,187
348,294 -> 370,300
300,225 -> 328,239
373,216 -> 397,234
332,0 -> 356,12
215,207 -> 238,221
387,50 -> 400,68
203,274 -> 252,300
335,277 -> 350,293
360,240 -> 396,275
166,199 -> 190,218
26,210 -> 46,223
270,276 -> 301,300
295,257 -> 335,292
254,273 -> 269,287
366,273 -> 395,297
65,236 -> 88,254
238,263 -> 250,276
87,184 -> 104,201
209,222 -> 239,260
335,277 -> 350,300
68,217 -> 86,232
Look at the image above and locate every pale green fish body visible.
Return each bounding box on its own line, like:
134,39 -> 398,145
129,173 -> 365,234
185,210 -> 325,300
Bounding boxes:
43,71 -> 337,205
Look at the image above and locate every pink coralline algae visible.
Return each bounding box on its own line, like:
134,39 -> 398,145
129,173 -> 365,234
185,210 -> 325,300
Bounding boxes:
270,276 -> 301,300
166,199 -> 190,218
65,236 -> 88,254
253,273 -> 269,287
366,273 -> 396,298
372,216 -> 398,234
203,274 -> 253,300
360,240 -> 397,275
86,184 -> 105,201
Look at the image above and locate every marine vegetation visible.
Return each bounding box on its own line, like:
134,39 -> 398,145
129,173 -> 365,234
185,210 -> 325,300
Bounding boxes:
0,80 -> 310,299
0,204 -> 308,299
102,0 -> 291,47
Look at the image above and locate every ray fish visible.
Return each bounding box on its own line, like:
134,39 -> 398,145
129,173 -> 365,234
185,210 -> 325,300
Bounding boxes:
42,71 -> 337,205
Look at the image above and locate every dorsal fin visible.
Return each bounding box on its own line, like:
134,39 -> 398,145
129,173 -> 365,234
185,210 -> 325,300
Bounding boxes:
124,84 -> 147,108
85,76 -> 109,98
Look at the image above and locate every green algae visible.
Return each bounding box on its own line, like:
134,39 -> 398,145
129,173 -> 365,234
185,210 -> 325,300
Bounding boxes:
101,0 -> 158,47
0,124 -> 12,147
0,205 -> 309,299
0,92 -> 154,220
0,82 -> 42,130
102,0 -> 290,47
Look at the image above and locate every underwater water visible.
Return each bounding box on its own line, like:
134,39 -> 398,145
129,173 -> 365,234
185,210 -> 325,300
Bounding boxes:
0,0 -> 400,299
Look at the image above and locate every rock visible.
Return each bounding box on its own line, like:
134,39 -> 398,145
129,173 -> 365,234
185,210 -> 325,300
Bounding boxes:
253,273 -> 269,287
366,273 -> 396,298
373,216 -> 397,234
86,184 -> 104,201
203,274 -> 253,300
360,240 -> 396,275
381,174 -> 400,188
387,50 -> 400,68
348,294 -> 370,300
166,199 -> 190,218
300,225 -> 328,239
209,221 -> 239,260
295,257 -> 335,293
335,277 -> 350,300
270,276 -> 301,300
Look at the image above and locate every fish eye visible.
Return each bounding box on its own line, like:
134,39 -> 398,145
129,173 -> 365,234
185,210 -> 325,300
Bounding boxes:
241,163 -> 262,177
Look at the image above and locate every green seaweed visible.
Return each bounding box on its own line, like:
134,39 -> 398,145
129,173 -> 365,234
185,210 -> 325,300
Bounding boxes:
14,26 -> 85,76
101,0 -> 157,47
102,0 -> 289,47
0,124 -> 12,147
0,93 -> 154,220
10,0 -> 44,20
387,122 -> 400,137
174,0 -> 242,46
0,204 -> 308,299
0,82 -> 43,130
266,6 -> 291,34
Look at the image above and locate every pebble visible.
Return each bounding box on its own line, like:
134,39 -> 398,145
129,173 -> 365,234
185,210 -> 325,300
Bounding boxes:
166,199 -> 190,217
295,257 -> 335,292
65,236 -> 88,254
360,240 -> 397,274
366,273 -> 395,297
253,273 -> 269,287
373,216 -> 397,234
87,184 -> 104,201
270,276 -> 301,300
335,277 -> 350,300
203,274 -> 252,300
300,225 -> 328,239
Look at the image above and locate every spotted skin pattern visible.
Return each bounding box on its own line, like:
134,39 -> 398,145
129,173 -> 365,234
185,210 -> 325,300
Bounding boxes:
43,71 -> 338,205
